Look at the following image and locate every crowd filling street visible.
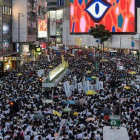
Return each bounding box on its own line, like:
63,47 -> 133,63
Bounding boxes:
0,50 -> 140,140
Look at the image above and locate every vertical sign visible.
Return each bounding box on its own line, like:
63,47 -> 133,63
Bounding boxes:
50,11 -> 56,36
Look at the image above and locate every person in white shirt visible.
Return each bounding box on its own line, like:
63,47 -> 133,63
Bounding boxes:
24,131 -> 30,140
95,131 -> 101,140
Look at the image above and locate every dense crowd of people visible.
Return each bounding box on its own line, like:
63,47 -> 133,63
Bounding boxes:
0,51 -> 140,140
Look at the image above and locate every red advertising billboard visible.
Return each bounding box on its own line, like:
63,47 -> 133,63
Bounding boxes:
38,15 -> 47,38
70,0 -> 135,33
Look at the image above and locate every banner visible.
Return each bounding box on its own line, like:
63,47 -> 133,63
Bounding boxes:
99,81 -> 104,90
73,76 -> 77,89
56,119 -> 66,140
50,11 -> 56,36
83,76 -> 86,93
78,83 -> 83,91
37,69 -> 44,77
69,85 -> 75,94
84,81 -> 90,93
96,77 -> 99,90
63,81 -> 71,97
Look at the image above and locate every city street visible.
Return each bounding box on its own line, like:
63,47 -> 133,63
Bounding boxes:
0,52 -> 139,140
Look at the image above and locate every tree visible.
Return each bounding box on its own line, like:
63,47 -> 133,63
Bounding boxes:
90,24 -> 111,51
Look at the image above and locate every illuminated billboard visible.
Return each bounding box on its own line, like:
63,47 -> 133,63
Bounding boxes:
70,0 -> 135,33
38,15 -> 47,38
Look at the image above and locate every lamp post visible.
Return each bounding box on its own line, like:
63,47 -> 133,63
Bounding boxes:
16,13 -> 24,71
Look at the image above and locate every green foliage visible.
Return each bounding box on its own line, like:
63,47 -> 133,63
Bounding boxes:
90,24 -> 111,44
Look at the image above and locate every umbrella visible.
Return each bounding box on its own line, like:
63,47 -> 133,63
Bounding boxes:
53,95 -> 60,98
118,74 -> 124,78
42,100 -> 54,104
88,63 -> 92,65
97,102 -> 103,106
78,99 -> 86,105
53,110 -> 61,117
83,73 -> 88,76
135,102 -> 140,107
17,73 -> 22,76
70,54 -> 75,57
111,57 -> 117,61
62,108 -> 72,112
118,78 -> 125,82
49,65 -> 53,68
100,59 -> 108,62
85,117 -> 95,122
128,71 -> 136,75
135,79 -> 140,82
73,112 -> 79,116
99,72 -> 104,76
86,90 -> 97,96
33,113 -> 44,120
66,100 -> 75,104
124,86 -> 131,90
86,71 -> 91,74
98,108 -> 112,115
91,76 -> 97,79
28,78 -> 33,82
87,77 -> 92,81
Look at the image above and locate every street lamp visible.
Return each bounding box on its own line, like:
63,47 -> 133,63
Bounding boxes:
18,13 -> 24,42
16,13 -> 24,71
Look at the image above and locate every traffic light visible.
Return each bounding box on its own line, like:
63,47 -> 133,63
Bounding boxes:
9,101 -> 14,106
9,101 -> 20,112
38,78 -> 42,82
38,78 -> 42,86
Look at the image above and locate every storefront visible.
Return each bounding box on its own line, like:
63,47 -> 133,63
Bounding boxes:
0,57 -> 17,72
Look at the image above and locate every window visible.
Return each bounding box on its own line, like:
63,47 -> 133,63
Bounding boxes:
9,8 -> 11,15
3,6 -> 12,15
3,6 -> 5,14
7,7 -> 10,15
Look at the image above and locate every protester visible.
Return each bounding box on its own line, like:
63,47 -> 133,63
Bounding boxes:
0,52 -> 139,140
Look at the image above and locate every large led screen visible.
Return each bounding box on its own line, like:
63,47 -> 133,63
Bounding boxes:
70,0 -> 135,33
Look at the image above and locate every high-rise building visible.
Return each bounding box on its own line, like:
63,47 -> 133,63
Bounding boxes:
36,0 -> 47,51
47,0 -> 57,11
2,0 -> 12,53
0,1 -> 3,55
12,0 -> 37,63
62,0 -> 140,54
0,0 -> 17,72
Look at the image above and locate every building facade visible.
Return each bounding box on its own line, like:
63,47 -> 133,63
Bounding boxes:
0,0 -> 17,72
2,0 -> 12,53
12,0 -> 38,63
62,2 -> 140,54
47,0 -> 57,11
